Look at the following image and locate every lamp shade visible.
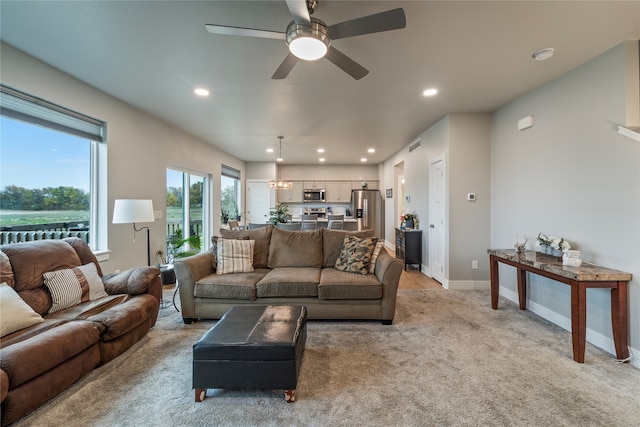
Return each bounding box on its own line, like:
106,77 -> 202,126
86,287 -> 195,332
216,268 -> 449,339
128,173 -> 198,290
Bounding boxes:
112,199 -> 155,224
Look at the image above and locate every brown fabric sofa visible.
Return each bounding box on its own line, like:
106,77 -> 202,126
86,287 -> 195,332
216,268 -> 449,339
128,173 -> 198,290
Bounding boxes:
175,227 -> 403,325
0,238 -> 161,426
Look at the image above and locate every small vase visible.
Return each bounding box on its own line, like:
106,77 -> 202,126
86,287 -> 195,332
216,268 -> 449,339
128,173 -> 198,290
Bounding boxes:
552,248 -> 562,257
405,220 -> 414,229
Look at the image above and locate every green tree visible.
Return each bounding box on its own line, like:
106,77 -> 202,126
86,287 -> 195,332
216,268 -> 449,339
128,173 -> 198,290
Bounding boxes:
166,187 -> 182,207
190,181 -> 203,208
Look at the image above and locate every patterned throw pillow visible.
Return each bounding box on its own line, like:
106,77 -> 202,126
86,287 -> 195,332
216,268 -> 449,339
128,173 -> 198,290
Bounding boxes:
216,238 -> 255,274
334,235 -> 378,275
369,241 -> 385,274
43,262 -> 108,313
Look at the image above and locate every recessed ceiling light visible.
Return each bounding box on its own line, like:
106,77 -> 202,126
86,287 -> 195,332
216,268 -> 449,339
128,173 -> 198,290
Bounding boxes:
266,148 -> 274,153
360,158 -> 367,162
194,88 -> 210,97
317,148 -> 325,153
532,48 -> 554,61
319,158 -> 325,162
276,157 -> 283,162
367,148 -> 375,153
423,88 -> 438,97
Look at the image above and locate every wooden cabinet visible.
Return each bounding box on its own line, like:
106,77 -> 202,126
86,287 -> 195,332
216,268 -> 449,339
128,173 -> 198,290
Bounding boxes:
325,181 -> 352,203
303,181 -> 325,189
277,181 -> 303,203
395,228 -> 422,271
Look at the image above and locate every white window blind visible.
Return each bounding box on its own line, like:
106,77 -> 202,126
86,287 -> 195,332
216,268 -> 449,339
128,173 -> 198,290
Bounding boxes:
0,84 -> 104,142
221,164 -> 241,180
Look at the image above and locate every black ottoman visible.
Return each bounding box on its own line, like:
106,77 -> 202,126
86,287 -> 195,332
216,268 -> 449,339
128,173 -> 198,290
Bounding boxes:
193,305 -> 307,402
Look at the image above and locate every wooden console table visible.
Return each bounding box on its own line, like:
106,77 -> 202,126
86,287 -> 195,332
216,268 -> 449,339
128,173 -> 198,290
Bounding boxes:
487,249 -> 631,363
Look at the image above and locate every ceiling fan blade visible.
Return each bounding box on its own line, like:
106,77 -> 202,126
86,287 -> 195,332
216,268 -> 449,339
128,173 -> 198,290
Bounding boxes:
205,24 -> 285,40
324,46 -> 369,80
328,8 -> 406,40
285,0 -> 311,25
272,53 -> 299,79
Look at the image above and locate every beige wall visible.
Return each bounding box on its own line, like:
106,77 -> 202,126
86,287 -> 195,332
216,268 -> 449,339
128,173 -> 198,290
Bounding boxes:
1,42 -> 245,273
491,42 -> 639,359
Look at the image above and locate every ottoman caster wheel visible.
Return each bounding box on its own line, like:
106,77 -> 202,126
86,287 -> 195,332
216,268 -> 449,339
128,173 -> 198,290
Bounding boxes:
195,389 -> 206,402
285,389 -> 296,403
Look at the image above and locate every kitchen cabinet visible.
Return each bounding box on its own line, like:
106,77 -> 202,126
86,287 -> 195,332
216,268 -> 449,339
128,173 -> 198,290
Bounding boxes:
277,181 -> 303,203
351,181 -> 378,190
395,228 -> 422,271
303,181 -> 325,190
325,181 -> 352,203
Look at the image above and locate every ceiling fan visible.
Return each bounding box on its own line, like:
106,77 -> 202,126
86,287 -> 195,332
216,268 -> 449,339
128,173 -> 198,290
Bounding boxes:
205,0 -> 406,80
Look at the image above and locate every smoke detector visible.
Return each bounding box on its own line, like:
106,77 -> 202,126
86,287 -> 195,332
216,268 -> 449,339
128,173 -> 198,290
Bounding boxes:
532,48 -> 555,61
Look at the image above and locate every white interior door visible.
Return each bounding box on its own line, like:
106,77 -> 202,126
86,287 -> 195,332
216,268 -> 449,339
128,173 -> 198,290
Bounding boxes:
246,180 -> 273,224
429,155 -> 446,284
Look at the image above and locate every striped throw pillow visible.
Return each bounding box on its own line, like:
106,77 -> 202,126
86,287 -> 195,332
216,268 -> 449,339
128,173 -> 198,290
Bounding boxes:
369,241 -> 385,274
43,262 -> 108,313
216,238 -> 255,274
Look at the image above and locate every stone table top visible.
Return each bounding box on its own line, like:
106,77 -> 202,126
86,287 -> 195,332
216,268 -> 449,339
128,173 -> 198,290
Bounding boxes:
487,249 -> 632,282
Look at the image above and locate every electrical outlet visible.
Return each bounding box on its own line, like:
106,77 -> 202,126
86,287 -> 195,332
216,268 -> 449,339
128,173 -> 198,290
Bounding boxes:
471,260 -> 478,269
154,210 -> 163,219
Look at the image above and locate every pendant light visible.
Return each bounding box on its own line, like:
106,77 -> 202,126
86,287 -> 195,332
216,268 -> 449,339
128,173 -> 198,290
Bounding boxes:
268,136 -> 293,189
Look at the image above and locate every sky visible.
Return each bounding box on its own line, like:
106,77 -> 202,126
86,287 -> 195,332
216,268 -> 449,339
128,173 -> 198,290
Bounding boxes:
1,116 -> 90,191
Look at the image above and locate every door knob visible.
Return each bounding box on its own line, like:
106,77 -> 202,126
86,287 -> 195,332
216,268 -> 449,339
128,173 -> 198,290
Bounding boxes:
429,224 -> 435,228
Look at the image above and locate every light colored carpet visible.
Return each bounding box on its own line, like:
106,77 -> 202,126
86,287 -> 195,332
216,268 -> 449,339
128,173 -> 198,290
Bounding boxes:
14,290 -> 640,426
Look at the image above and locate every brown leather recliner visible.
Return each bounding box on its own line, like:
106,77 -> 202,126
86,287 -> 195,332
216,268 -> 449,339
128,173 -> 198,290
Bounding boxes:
0,238 -> 161,426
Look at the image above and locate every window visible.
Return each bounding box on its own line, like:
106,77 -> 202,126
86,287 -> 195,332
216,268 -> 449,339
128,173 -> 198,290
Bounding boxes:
0,85 -> 106,253
221,165 -> 240,224
165,167 -> 210,263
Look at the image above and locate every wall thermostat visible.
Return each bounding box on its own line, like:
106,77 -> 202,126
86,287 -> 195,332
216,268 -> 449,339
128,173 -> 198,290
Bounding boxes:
467,193 -> 476,201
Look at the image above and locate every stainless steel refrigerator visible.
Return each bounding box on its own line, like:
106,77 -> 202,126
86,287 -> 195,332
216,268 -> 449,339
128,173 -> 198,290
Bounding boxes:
351,189 -> 384,238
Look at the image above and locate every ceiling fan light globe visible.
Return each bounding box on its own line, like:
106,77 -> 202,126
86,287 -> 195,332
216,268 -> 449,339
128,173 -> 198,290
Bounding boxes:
289,37 -> 327,60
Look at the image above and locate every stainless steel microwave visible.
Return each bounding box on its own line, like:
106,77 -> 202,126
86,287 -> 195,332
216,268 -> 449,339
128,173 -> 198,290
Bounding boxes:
303,189 -> 325,203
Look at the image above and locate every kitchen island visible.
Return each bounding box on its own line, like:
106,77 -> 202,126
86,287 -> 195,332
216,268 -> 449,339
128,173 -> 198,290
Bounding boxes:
289,217 -> 359,231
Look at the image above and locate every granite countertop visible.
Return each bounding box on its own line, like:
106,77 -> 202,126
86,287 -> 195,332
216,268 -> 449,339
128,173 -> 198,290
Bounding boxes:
487,249 -> 632,281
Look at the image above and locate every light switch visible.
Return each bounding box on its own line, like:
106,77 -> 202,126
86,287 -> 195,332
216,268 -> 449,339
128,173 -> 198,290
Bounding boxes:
154,210 -> 163,219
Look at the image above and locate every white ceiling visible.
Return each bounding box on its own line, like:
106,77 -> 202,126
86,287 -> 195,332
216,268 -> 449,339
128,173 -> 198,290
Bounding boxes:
1,1 -> 639,165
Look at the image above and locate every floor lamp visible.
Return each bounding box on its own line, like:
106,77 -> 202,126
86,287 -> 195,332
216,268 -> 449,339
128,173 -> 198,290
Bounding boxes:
112,199 -> 155,266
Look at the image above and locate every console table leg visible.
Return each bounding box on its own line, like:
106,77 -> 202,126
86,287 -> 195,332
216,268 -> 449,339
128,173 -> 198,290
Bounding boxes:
571,283 -> 587,363
611,281 -> 630,360
490,256 -> 499,309
517,268 -> 527,310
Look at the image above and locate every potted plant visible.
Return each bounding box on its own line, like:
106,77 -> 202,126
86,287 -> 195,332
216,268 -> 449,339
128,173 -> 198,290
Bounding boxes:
164,227 -> 202,264
268,202 -> 290,225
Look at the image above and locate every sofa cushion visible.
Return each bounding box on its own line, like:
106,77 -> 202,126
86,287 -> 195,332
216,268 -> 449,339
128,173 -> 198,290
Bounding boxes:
0,283 -> 44,337
335,236 -> 378,275
216,238 -> 255,274
318,268 -> 382,300
85,294 -> 159,341
43,262 -> 109,313
268,228 -> 323,268
257,267 -> 320,297
219,225 -> 273,268
195,269 -> 270,300
322,229 -> 376,268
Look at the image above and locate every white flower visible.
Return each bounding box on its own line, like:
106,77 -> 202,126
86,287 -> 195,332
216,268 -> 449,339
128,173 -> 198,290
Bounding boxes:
561,240 -> 571,251
550,237 -> 562,249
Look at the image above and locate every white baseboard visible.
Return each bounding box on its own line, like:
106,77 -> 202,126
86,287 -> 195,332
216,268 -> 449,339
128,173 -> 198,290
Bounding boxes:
498,287 -> 634,361
446,280 -> 491,290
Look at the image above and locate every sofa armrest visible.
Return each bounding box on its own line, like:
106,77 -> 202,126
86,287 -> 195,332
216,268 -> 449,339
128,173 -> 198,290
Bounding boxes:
102,266 -> 161,302
374,250 -> 403,322
174,252 -> 215,320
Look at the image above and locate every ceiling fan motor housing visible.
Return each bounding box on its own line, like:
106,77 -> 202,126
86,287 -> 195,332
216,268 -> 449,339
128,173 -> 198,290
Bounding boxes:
286,18 -> 330,61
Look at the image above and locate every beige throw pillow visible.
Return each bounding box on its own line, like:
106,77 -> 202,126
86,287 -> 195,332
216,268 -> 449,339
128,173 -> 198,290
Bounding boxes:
43,262 -> 108,313
369,241 -> 385,274
216,238 -> 255,274
0,282 -> 44,337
